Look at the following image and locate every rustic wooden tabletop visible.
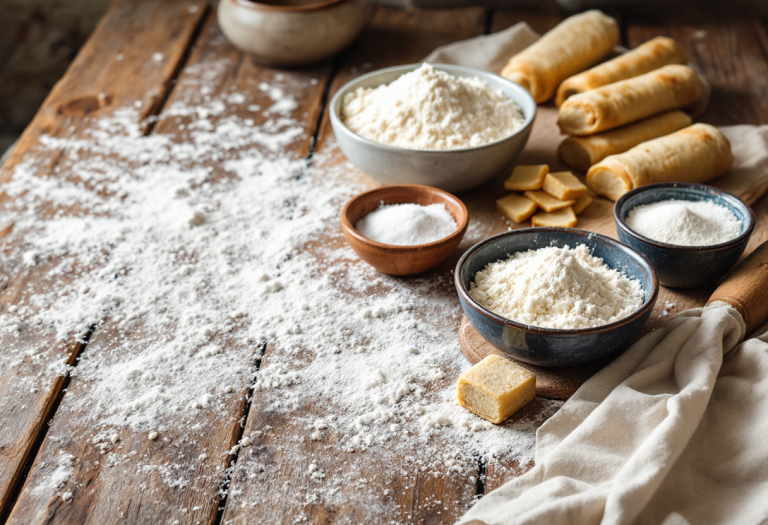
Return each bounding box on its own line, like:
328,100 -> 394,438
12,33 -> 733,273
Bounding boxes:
1,1 -> 767,524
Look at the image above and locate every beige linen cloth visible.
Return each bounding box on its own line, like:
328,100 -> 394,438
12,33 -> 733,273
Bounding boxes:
425,25 -> 768,525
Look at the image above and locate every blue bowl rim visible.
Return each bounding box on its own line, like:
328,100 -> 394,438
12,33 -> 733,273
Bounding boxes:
614,182 -> 756,252
328,62 -> 537,154
454,227 -> 660,336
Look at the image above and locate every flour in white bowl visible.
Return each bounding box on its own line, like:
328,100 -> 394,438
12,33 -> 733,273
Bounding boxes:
340,63 -> 525,150
470,245 -> 644,329
625,198 -> 742,246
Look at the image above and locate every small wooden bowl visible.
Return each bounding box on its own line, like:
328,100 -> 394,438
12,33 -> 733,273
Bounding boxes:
341,185 -> 469,276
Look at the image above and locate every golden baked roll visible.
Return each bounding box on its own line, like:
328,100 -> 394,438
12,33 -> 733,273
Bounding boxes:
500,10 -> 619,103
586,123 -> 733,201
558,110 -> 693,171
555,37 -> 688,106
558,64 -> 704,136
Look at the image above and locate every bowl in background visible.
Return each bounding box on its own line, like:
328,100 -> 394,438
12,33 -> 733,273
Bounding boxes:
614,183 -> 755,289
455,228 -> 658,367
218,0 -> 369,67
341,184 -> 468,276
329,64 -> 537,193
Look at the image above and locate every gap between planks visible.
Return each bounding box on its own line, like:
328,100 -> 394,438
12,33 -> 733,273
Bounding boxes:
0,1 -> 210,522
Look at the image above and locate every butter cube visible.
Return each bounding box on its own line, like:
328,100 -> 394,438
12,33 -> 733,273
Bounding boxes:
572,194 -> 593,215
457,355 -> 536,424
523,190 -> 575,212
543,171 -> 588,201
504,165 -> 549,191
496,193 -> 537,223
531,207 -> 578,228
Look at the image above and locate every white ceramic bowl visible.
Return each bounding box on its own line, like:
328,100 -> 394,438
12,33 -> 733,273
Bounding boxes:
218,0 -> 370,67
329,64 -> 537,193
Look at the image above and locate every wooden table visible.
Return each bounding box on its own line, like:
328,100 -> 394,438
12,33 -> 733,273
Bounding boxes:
1,2 -> 767,523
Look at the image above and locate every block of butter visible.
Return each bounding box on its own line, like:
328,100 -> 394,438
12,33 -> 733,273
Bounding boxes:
503,164 -> 549,191
531,207 -> 578,228
543,171 -> 588,201
457,355 -> 536,424
496,193 -> 537,223
524,190 -> 575,212
572,194 -> 593,215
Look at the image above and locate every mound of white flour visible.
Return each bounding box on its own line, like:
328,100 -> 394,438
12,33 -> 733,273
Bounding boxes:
340,63 -> 525,150
625,199 -> 742,246
470,244 -> 644,329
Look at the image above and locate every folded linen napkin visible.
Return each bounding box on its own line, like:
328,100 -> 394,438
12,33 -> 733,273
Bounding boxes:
424,24 -> 768,525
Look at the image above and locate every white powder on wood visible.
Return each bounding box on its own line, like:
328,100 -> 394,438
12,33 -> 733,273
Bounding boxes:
4,69 -> 557,514
341,63 -> 525,150
354,202 -> 457,246
625,199 -> 742,246
470,245 -> 644,329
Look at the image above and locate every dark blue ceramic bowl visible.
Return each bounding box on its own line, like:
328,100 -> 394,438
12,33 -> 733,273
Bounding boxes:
614,183 -> 755,289
455,228 -> 658,367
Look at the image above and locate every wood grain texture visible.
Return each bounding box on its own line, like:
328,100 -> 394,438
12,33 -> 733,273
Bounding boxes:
0,0 -> 207,520
221,7 -> 488,524
5,11 -> 333,525
709,240 -> 768,334
628,14 -> 768,126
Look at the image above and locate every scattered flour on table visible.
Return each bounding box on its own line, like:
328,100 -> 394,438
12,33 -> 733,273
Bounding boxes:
470,245 -> 644,329
354,202 -> 457,245
625,198 -> 742,246
340,63 -> 526,150
1,63 -> 559,514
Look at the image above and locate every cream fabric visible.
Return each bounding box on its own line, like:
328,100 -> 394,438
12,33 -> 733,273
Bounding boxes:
425,24 -> 768,525
458,303 -> 768,524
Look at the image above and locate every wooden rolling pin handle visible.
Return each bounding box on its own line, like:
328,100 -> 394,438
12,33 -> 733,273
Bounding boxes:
708,241 -> 768,334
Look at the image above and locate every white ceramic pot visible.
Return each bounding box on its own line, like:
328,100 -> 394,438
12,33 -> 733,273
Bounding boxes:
218,0 -> 370,67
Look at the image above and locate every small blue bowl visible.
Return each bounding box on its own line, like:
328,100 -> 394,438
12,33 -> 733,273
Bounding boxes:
614,183 -> 755,289
455,228 -> 658,367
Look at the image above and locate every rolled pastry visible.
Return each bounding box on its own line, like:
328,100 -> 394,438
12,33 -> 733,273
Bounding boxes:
555,37 -> 688,106
558,110 -> 693,171
500,10 -> 619,103
586,123 -> 733,201
558,64 -> 704,136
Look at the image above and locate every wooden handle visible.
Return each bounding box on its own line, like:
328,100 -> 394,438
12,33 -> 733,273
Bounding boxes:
708,241 -> 768,334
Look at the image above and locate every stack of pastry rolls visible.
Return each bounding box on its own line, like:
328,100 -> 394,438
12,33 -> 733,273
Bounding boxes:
500,12 -> 734,201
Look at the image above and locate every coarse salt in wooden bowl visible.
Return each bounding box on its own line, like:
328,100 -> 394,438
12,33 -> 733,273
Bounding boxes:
341,184 -> 469,276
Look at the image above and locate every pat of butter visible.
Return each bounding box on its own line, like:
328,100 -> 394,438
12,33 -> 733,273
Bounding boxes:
504,165 -> 549,191
572,194 -> 593,215
457,355 -> 536,424
543,171 -> 588,201
524,190 -> 575,212
496,193 -> 537,223
531,207 -> 578,228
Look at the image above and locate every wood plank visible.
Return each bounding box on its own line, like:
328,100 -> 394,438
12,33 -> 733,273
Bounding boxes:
5,10 -> 334,525
629,13 -> 768,126
0,0 -> 207,520
221,7 -> 491,524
